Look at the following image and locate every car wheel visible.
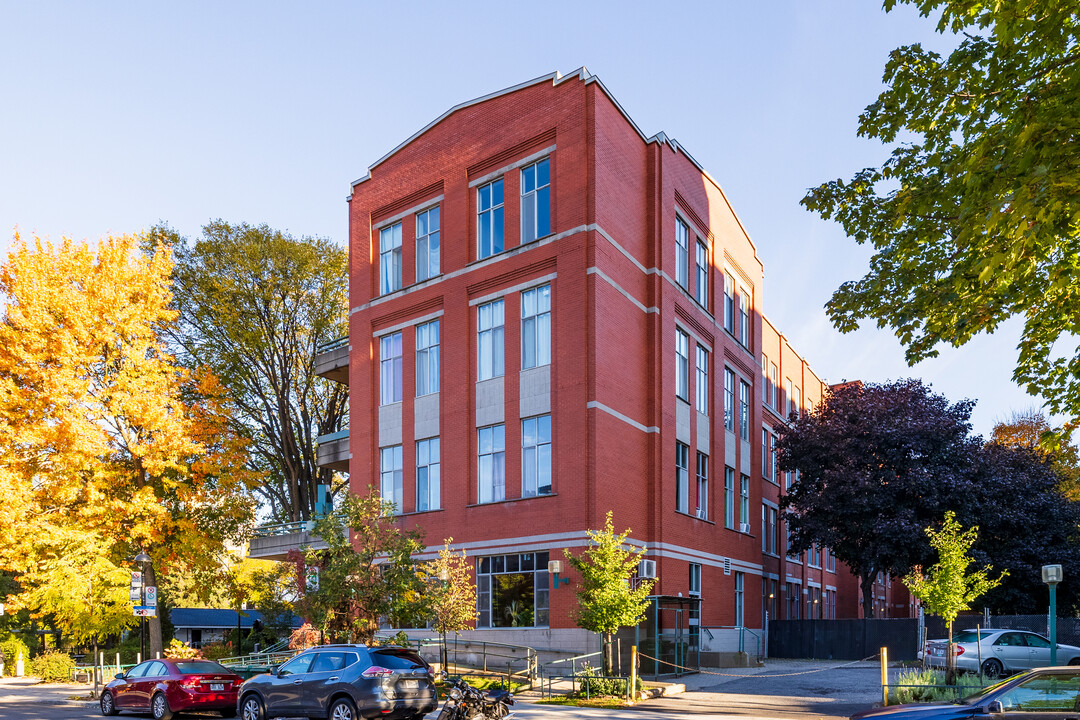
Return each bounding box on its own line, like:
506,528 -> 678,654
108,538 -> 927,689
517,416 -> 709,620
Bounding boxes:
151,693 -> 173,720
100,691 -> 119,716
982,658 -> 1004,678
328,697 -> 357,720
241,694 -> 265,720
1069,658 -> 1080,666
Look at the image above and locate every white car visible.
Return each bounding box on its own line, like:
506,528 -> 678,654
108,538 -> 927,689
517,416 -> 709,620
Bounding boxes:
925,629 -> 1080,676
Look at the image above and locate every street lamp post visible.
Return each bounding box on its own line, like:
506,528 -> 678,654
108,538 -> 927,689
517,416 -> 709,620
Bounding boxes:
1042,564 -> 1063,665
135,551 -> 151,662
437,567 -> 450,673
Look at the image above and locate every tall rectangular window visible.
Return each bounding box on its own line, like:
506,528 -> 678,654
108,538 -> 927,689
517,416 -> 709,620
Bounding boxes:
738,287 -> 750,347
416,437 -> 440,512
724,368 -> 735,432
416,206 -> 440,282
770,363 -> 778,408
724,274 -> 734,333
761,429 -> 769,478
379,222 -> 402,295
724,467 -> 735,529
416,320 -> 440,396
768,507 -> 778,555
380,332 -> 402,405
762,354 -> 769,404
739,380 -> 750,440
785,378 -> 794,418
740,473 -> 750,529
675,329 -> 689,401
786,582 -> 800,619
770,434 -> 778,481
478,424 -> 505,504
689,563 -> 702,597
477,178 -> 504,259
477,300 -> 505,381
735,572 -> 745,627
793,385 -> 801,418
521,285 -> 551,369
762,505 -> 768,553
380,445 -> 403,511
675,442 -> 689,514
522,414 -> 552,497
696,452 -> 709,520
521,158 -> 551,243
695,346 -> 708,414
695,240 -> 709,307
675,218 -> 689,289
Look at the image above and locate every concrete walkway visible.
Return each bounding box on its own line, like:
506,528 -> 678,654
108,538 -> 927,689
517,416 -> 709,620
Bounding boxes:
0,676 -> 98,707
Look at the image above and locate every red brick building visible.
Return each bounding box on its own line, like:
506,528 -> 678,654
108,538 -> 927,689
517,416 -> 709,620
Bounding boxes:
307,69 -> 914,653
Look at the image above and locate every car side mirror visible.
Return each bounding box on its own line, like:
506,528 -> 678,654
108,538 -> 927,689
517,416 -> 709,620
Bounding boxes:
115,672 -> 125,680
986,700 -> 1003,714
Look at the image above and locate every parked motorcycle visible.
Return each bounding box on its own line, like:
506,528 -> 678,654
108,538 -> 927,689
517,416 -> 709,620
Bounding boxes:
435,677 -> 514,720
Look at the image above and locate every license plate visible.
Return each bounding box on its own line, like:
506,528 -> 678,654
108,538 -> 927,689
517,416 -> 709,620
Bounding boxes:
210,683 -> 225,691
400,680 -> 418,689
932,648 -> 944,657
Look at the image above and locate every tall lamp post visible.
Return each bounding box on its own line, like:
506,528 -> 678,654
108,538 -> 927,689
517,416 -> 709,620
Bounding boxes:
134,550 -> 151,662
1042,564 -> 1063,665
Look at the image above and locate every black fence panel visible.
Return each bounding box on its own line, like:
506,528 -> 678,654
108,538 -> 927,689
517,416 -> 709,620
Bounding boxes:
769,619 -> 919,660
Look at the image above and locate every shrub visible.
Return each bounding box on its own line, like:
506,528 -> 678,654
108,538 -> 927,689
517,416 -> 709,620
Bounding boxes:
377,631 -> 412,648
201,641 -> 233,661
164,639 -> 202,660
572,663 -> 644,698
289,623 -> 319,650
0,634 -> 30,675
29,650 -> 75,683
890,668 -> 993,704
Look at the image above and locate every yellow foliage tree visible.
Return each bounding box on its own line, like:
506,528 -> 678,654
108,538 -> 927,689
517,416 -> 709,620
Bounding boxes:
0,232 -> 258,656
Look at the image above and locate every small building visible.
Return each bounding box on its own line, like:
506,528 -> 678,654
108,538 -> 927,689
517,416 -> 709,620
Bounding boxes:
170,608 -> 303,649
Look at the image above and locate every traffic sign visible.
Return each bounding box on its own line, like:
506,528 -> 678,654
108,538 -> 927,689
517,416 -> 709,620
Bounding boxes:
145,586 -> 157,607
133,606 -> 156,617
130,571 -> 143,587
129,588 -> 141,604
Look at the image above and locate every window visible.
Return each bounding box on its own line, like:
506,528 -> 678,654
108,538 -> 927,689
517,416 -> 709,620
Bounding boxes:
695,240 -> 708,307
477,178 -> 504,259
689,563 -> 701,597
675,218 -> 689,289
793,385 -> 801,418
770,434 -> 778,482
761,506 -> 767,553
762,354 -> 769,404
380,445 -> 403,511
676,442 -> 689,514
416,438 -> 440,512
786,525 -> 801,562
786,582 -> 801,620
724,467 -> 735,529
769,363 -> 778,408
786,378 -> 794,418
522,415 -> 552,497
761,429 -> 770,479
740,474 -> 750,530
521,285 -> 551,369
826,548 -> 836,573
767,507 -> 778,555
477,300 -> 505,381
380,332 -> 402,405
739,381 -> 750,440
809,545 -> 822,568
675,329 -> 689,401
521,158 -> 551,243
738,287 -> 750,347
724,368 -> 735,432
416,320 -> 440,396
809,586 -> 823,619
415,206 -> 440,282
723,274 -> 734,333
476,552 -> 549,628
763,578 -> 778,623
478,424 -> 505,504
695,346 -> 708,414
696,453 -> 708,520
379,222 -> 402,295
734,572 -> 745,627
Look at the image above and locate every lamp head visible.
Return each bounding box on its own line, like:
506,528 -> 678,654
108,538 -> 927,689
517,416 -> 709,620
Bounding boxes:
1042,564 -> 1064,585
134,551 -> 151,564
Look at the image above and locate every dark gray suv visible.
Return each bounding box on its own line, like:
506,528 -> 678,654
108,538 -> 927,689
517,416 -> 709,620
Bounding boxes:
238,645 -> 436,720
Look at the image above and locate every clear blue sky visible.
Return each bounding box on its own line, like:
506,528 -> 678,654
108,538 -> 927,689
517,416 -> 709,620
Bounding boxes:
0,1 -> 1037,437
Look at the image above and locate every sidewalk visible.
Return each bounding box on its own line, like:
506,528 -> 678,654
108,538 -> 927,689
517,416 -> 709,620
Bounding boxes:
0,676 -> 98,707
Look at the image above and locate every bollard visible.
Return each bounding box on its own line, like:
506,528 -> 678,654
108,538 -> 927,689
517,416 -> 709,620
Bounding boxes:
881,647 -> 889,707
115,653 -> 121,677
630,646 -> 638,704
16,650 -> 24,677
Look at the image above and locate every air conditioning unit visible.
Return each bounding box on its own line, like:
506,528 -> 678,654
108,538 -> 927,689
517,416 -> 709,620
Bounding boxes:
637,559 -> 657,579
739,522 -> 751,533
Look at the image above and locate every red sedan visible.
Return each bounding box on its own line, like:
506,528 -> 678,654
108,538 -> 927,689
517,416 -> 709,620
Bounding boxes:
101,658 -> 243,719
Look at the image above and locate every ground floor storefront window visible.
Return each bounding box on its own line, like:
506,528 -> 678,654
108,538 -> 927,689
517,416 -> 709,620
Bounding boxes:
476,552 -> 549,627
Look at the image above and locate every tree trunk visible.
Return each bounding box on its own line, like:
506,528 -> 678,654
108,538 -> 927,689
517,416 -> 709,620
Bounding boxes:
860,573 -> 876,619
945,621 -> 957,685
147,562 -> 163,659
602,632 -> 613,676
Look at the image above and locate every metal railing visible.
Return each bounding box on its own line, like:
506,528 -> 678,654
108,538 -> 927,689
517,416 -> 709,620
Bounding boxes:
375,633 -> 538,683
316,337 -> 349,354
252,520 -> 315,537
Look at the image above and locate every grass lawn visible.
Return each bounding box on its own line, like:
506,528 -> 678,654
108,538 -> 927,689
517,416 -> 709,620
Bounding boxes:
536,696 -> 632,709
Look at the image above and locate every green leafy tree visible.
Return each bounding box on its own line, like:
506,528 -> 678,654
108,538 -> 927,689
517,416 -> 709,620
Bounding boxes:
564,512 -> 655,675
294,490 -> 426,644
903,511 -> 1005,682
991,409 -> 1080,500
152,221 -> 349,522
802,1 -> 1080,434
